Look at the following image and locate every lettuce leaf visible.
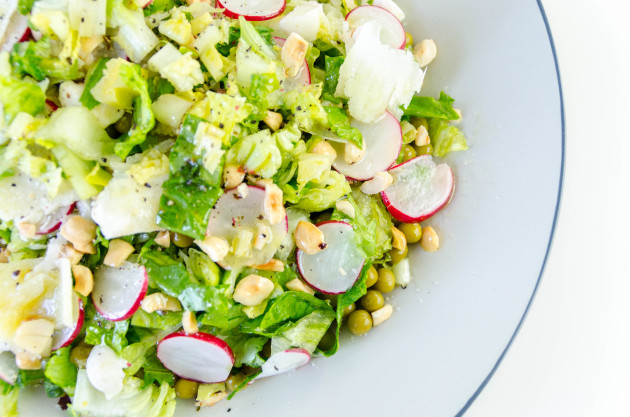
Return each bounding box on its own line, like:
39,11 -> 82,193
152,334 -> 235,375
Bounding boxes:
403,91 -> 461,120
323,106 -> 363,148
140,250 -> 231,313
80,58 -> 110,110
223,333 -> 268,368
283,169 -> 350,212
10,37 -> 82,81
0,380 -> 18,417
330,190 -> 392,261
84,303 -> 130,352
322,55 -> 344,103
0,75 -> 46,123
271,309 -> 334,354
156,115 -> 223,240
130,309 -> 184,329
428,118 -> 469,157
44,347 -> 78,396
225,129 -> 282,179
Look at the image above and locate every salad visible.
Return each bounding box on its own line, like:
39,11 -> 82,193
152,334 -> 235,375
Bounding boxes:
0,0 -> 469,415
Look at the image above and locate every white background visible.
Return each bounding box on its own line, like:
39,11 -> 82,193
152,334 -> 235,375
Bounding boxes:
466,1 -> 630,416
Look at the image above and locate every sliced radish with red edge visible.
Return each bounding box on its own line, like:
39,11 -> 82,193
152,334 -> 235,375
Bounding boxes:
346,5 -> 406,50
157,332 -> 234,383
381,155 -> 454,223
207,185 -> 288,269
92,262 -> 148,322
274,37 -> 312,91
1,11 -> 29,52
256,348 -> 310,379
297,221 -> 365,294
52,297 -> 85,351
216,0 -> 286,21
37,202 -> 75,235
332,111 -> 402,181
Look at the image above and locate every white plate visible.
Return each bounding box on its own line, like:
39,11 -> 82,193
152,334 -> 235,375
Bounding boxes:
19,0 -> 563,415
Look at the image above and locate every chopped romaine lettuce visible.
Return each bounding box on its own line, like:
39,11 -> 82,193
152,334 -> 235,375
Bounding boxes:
403,91 -> 461,120
0,75 -> 45,123
44,347 -> 78,396
428,118 -> 469,157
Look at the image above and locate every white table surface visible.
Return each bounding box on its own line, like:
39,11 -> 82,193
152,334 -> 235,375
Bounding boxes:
465,1 -> 630,416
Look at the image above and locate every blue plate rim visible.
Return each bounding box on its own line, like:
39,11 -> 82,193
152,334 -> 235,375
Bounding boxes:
455,1 -> 566,415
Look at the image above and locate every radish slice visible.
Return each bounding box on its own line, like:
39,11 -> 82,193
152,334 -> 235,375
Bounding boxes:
274,37 -> 311,91
331,111 -> 402,181
1,8 -> 29,53
0,352 -> 19,385
206,186 -> 288,269
346,5 -> 406,50
256,348 -> 310,379
52,297 -> 85,351
157,331 -> 234,383
91,262 -> 148,322
216,0 -> 286,21
381,155 -> 454,223
37,202 -> 75,235
297,221 -> 365,294
86,344 -> 130,400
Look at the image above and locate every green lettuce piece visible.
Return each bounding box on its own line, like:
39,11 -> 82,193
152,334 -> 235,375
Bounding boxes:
10,37 -> 82,81
248,73 -> 281,118
156,115 -> 223,240
282,84 -> 328,132
198,304 -> 247,330
44,380 -> 64,398
84,304 -> 129,352
331,189 -> 392,260
323,106 -> 363,148
271,309 -> 334,354
80,58 -> 110,110
403,91 -> 461,120
283,170 -> 350,212
188,91 -> 249,147
73,370 -> 176,417
322,55 -> 344,103
238,17 -> 276,61
428,118 -> 469,157
225,129 -> 282,179
15,369 -> 45,387
44,347 -> 78,396
37,107 -> 115,160
0,75 -> 45,123
235,18 -> 282,93
224,333 -> 268,368
18,0 -> 35,14
142,354 -> 175,387
0,380 -> 18,417
51,146 -> 105,199
131,309 -> 184,329
143,0 -> 185,16
89,59 -> 155,158
140,250 -> 231,313
108,0 -> 159,63
182,248 -> 221,286
240,292 -> 334,336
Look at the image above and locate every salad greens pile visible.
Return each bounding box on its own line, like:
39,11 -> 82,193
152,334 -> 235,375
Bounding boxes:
0,0 -> 468,415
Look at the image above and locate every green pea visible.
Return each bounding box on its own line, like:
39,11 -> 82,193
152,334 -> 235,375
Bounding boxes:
360,290 -> 385,312
401,144 -> 417,162
175,378 -> 199,399
365,266 -> 379,288
415,144 -> 433,156
343,302 -> 356,317
375,268 -> 396,293
347,310 -> 373,336
399,223 -> 423,244
225,373 -> 246,392
389,245 -> 408,264
172,232 -> 194,248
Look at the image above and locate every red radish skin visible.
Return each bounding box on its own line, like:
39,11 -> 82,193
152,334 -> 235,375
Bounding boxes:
92,264 -> 148,322
37,202 -> 75,235
274,37 -> 312,90
52,298 -> 85,351
296,221 -> 365,294
345,5 -> 406,50
381,155 -> 455,223
157,332 -> 234,383
256,348 -> 311,379
18,27 -> 33,43
216,0 -> 286,21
